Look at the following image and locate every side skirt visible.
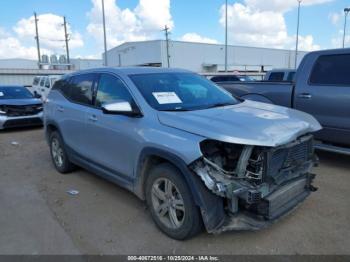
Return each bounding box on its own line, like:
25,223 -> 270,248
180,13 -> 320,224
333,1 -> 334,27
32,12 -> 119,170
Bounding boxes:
66,146 -> 134,192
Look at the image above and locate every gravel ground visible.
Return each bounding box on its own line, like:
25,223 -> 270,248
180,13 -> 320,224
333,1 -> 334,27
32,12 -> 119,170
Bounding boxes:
0,128 -> 349,255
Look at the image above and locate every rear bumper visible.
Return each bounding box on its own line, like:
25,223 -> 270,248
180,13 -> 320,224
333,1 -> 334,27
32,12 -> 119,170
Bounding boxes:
0,112 -> 43,129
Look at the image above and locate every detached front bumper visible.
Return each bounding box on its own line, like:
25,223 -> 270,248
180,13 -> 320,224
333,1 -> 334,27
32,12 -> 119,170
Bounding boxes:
0,112 -> 43,129
210,174 -> 316,233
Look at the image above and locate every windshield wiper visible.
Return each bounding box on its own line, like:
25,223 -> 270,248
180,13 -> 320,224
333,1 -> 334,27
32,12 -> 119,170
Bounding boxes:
160,108 -> 191,112
205,102 -> 235,109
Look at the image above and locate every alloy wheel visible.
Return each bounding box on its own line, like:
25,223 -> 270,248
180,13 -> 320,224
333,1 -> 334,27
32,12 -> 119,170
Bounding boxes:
151,177 -> 185,229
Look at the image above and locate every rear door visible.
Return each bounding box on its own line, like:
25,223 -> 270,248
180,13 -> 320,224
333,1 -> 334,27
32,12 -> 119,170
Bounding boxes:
294,54 -> 350,145
56,73 -> 98,155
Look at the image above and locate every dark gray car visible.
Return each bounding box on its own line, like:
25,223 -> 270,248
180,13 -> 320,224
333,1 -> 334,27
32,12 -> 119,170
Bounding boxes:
0,86 -> 43,129
219,48 -> 350,155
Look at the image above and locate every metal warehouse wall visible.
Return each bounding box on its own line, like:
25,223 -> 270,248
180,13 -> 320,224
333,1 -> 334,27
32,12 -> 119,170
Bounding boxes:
0,74 -> 36,86
106,40 -> 307,72
0,69 -> 74,86
106,40 -> 162,67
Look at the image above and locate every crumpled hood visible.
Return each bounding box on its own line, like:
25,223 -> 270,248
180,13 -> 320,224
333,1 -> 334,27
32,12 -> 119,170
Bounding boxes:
157,100 -> 322,147
0,98 -> 42,106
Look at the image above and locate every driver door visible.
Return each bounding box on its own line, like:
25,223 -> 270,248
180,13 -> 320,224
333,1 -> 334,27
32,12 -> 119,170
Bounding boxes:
84,73 -> 141,179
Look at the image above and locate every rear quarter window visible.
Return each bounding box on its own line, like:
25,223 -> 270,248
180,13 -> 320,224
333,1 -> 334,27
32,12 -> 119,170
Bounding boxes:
309,54 -> 350,86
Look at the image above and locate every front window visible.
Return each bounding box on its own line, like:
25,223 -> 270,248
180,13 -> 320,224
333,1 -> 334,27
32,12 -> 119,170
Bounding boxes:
130,73 -> 239,111
0,86 -> 34,99
95,74 -> 134,107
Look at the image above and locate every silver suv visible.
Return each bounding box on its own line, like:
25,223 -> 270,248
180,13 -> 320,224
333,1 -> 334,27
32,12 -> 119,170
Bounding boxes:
44,67 -> 321,240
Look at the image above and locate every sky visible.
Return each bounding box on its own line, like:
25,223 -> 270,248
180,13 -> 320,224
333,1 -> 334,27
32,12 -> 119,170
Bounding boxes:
0,0 -> 349,60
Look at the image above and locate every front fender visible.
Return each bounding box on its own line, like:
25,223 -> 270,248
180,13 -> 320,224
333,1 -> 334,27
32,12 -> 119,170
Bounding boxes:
134,147 -> 226,232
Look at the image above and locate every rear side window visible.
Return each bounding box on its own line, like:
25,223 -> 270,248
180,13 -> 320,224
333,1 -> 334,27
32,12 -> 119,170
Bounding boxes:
33,77 -> 40,86
95,74 -> 134,107
268,72 -> 284,81
309,54 -> 350,86
69,74 -> 96,105
52,79 -> 70,97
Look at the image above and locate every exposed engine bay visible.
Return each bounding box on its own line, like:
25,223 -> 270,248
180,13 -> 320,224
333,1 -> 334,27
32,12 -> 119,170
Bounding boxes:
190,134 -> 318,230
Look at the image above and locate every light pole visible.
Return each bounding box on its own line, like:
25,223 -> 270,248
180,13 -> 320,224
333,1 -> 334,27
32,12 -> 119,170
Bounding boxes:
224,0 -> 228,72
343,8 -> 350,48
102,0 -> 108,66
294,0 -> 302,69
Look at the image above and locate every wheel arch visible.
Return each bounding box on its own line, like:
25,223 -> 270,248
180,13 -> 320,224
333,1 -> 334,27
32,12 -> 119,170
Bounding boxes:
134,147 -> 226,232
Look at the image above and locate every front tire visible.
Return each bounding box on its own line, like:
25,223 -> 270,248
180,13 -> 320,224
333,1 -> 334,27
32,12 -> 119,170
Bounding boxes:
145,163 -> 203,240
49,131 -> 76,174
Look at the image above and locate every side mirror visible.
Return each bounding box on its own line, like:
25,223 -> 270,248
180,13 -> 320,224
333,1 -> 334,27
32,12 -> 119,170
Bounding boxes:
101,101 -> 142,117
34,93 -> 42,99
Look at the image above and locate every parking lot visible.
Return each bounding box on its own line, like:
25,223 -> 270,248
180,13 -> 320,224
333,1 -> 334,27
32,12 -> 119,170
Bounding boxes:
1,127 -> 349,255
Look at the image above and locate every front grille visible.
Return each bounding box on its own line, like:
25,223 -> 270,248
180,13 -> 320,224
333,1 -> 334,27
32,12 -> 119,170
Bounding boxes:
3,104 -> 43,116
257,178 -> 310,220
3,118 -> 43,128
266,135 -> 313,183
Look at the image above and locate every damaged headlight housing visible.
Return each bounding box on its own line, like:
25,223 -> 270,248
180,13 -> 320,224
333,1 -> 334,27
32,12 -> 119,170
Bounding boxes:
189,140 -> 266,198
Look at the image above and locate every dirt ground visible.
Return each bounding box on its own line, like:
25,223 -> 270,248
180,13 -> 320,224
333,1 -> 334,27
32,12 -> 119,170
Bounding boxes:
0,128 -> 349,255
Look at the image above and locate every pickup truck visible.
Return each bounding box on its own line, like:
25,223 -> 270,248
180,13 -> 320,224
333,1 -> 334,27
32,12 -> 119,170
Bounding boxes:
218,48 -> 350,155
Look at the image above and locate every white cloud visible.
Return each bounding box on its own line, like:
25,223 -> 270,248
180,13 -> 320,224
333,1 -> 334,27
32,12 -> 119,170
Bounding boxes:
329,11 -> 342,25
180,33 -> 219,44
0,36 -> 51,59
0,13 -> 84,59
87,0 -> 173,48
245,0 -> 333,13
329,10 -> 350,48
14,13 -> 84,52
219,0 -> 324,51
331,30 -> 350,48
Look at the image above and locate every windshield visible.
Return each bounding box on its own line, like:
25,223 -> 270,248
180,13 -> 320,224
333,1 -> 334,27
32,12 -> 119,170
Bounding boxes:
130,73 -> 240,111
0,86 -> 34,100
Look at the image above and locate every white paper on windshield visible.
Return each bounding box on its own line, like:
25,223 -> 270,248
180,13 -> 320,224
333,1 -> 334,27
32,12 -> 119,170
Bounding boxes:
152,92 -> 182,104
0,92 -> 4,97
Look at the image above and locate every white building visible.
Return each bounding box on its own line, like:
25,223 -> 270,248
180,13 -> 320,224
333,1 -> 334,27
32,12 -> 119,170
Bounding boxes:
0,58 -> 103,86
106,40 -> 308,73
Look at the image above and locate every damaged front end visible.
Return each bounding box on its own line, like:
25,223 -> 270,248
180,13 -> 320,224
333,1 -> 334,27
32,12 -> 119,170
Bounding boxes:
189,134 -> 318,233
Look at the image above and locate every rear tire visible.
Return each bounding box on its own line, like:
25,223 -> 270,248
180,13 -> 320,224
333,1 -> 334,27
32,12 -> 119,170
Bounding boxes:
145,163 -> 203,240
49,131 -> 76,174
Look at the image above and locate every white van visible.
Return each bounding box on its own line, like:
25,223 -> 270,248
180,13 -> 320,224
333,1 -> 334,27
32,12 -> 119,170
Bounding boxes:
32,75 -> 61,100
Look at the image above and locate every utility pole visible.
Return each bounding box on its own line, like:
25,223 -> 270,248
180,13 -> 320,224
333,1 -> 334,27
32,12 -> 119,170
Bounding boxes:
225,0 -> 228,72
63,16 -> 70,69
343,8 -> 350,48
34,12 -> 41,69
294,0 -> 302,69
163,25 -> 170,68
102,0 -> 108,66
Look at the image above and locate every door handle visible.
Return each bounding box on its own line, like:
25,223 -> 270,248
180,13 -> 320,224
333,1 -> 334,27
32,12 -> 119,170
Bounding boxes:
57,106 -> 64,112
88,115 -> 98,122
298,93 -> 312,99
